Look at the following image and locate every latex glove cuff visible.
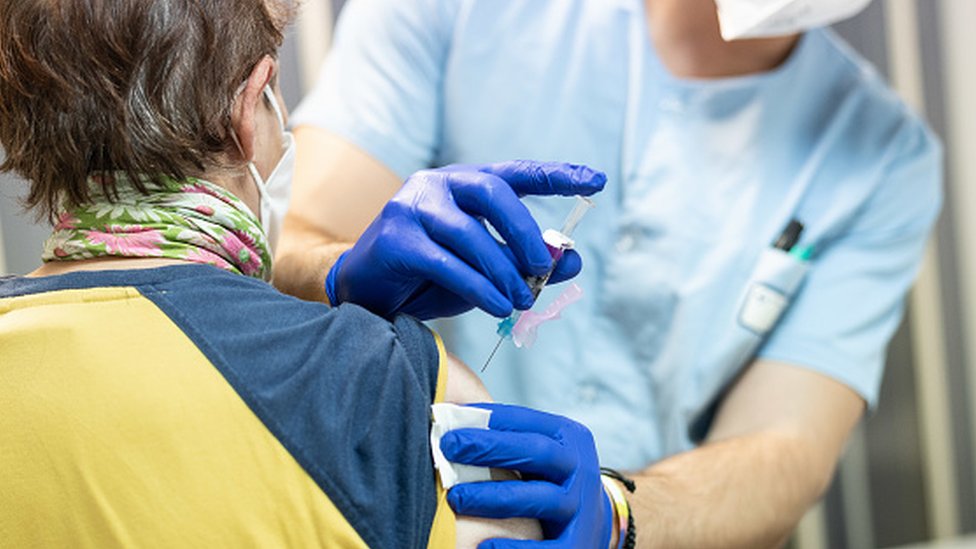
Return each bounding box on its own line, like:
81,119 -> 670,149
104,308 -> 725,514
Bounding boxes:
325,251 -> 349,307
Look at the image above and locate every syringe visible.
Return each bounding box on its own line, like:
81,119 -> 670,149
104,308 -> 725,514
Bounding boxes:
481,196 -> 595,371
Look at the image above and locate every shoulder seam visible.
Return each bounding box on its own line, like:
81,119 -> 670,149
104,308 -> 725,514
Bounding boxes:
138,285 -> 384,548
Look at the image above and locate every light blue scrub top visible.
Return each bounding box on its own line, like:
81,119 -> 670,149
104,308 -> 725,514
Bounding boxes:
293,0 -> 943,469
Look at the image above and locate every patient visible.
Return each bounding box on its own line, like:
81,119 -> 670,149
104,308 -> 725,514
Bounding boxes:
0,0 -> 536,546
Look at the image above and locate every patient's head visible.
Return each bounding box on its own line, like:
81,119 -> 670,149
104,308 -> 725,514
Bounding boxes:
0,0 -> 295,221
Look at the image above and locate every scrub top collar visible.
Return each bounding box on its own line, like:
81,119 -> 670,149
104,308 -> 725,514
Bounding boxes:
632,0 -> 814,91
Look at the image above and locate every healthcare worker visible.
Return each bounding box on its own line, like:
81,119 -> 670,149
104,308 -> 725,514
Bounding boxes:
277,0 -> 943,546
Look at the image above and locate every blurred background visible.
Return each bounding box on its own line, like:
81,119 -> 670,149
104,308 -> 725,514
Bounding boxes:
1,1 -> 974,547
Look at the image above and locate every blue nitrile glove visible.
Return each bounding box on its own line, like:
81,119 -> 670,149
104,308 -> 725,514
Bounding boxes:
440,403 -> 613,548
324,161 -> 606,320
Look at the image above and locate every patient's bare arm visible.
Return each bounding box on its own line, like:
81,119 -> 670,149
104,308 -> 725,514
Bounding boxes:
444,353 -> 543,547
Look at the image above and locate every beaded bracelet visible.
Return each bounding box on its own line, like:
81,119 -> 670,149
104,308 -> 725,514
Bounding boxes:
600,468 -> 637,549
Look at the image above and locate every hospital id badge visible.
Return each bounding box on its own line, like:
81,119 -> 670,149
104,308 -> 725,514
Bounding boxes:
737,247 -> 810,335
739,283 -> 789,334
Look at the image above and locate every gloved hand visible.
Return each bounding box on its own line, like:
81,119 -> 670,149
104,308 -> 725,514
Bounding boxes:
440,403 -> 612,548
325,161 -> 606,320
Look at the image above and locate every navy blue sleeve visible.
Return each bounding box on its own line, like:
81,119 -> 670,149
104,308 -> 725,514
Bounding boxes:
141,269 -> 441,549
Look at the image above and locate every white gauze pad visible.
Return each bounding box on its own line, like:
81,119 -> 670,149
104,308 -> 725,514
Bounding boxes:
430,403 -> 493,489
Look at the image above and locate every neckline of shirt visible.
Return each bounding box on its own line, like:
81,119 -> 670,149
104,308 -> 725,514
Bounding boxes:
632,1 -> 816,92
0,263 -> 232,299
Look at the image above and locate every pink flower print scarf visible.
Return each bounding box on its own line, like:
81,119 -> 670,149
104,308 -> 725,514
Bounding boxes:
42,174 -> 273,281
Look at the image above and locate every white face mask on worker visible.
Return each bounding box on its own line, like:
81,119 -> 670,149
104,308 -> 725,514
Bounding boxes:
714,0 -> 873,41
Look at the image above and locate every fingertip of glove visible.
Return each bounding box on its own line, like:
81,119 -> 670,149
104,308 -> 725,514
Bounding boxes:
590,170 -> 608,189
514,295 -> 535,312
439,431 -> 460,455
446,485 -> 466,511
553,251 -> 582,279
564,163 -> 606,192
488,298 -> 516,319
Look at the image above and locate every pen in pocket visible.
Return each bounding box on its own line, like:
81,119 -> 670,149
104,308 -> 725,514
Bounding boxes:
774,219 -> 814,261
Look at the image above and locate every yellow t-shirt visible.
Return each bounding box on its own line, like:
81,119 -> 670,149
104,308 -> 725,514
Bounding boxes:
0,265 -> 455,548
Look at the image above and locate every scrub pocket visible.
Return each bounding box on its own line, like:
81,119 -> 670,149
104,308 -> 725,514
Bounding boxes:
686,248 -> 812,443
737,248 -> 810,336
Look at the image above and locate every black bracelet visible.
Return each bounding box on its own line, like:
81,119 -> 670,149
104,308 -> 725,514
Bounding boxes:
624,513 -> 636,549
601,467 -> 637,493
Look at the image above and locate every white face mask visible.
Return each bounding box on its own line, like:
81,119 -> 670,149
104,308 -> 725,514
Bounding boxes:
714,0 -> 872,41
244,85 -> 295,254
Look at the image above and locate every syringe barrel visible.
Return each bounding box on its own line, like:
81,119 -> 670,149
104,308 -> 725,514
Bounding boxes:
559,196 -> 595,238
529,228 -> 576,297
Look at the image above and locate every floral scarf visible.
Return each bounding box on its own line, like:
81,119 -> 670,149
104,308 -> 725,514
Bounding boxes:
43,174 -> 272,280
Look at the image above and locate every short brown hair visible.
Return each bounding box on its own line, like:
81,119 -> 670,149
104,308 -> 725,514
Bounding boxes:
0,0 -> 295,220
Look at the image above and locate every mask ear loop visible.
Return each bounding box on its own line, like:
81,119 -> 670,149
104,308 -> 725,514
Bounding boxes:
228,80 -> 253,164
227,124 -> 269,209
252,85 -> 286,203
228,82 -> 272,225
263,86 -> 286,131
228,80 -> 282,152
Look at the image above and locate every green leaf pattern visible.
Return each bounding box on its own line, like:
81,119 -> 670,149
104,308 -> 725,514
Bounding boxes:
42,174 -> 273,280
